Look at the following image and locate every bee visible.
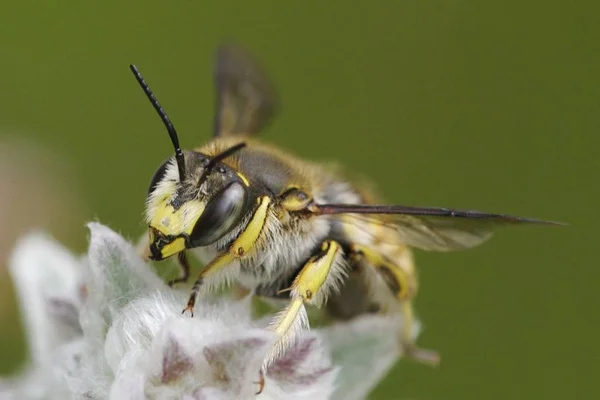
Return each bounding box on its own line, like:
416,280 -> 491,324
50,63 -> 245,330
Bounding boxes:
130,45 -> 563,387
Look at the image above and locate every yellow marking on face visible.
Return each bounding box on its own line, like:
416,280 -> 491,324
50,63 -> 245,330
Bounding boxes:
293,240 -> 340,301
236,171 -> 250,186
149,199 -> 205,236
147,197 -> 205,259
229,196 -> 271,257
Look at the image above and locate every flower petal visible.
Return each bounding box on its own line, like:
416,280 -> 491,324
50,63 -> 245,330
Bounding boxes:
264,334 -> 338,400
5,221 -> 417,400
0,338 -> 88,400
104,292 -> 185,373
160,334 -> 194,384
319,314 -> 417,400
80,222 -> 167,341
108,349 -> 148,400
7,231 -> 84,364
104,290 -> 278,398
182,387 -> 229,400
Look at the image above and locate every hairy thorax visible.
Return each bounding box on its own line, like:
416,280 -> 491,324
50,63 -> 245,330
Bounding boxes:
191,136 -> 414,296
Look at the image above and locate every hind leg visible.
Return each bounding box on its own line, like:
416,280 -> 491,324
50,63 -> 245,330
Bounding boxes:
263,240 -> 346,365
249,240 -> 346,395
349,244 -> 440,366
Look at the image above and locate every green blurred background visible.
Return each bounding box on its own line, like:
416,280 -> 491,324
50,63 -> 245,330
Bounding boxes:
0,1 -> 597,399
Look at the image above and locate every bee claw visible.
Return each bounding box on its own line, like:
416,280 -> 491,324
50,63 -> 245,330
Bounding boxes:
181,305 -> 194,317
254,369 -> 265,395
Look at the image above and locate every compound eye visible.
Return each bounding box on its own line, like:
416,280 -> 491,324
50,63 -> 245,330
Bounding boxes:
189,181 -> 248,247
148,158 -> 171,195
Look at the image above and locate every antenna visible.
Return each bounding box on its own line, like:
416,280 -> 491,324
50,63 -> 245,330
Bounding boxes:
129,64 -> 186,181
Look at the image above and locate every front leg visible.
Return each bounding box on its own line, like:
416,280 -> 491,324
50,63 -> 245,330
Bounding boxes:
137,234 -> 191,288
263,240 -> 346,368
183,196 -> 272,315
168,251 -> 191,287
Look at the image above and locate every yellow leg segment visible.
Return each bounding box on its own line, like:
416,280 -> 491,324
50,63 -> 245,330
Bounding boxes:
264,240 -> 342,367
183,196 -> 272,315
270,298 -> 305,337
292,240 -> 341,303
350,244 -> 440,366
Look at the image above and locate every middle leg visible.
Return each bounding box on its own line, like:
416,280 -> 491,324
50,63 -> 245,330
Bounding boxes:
349,243 -> 440,366
168,251 -> 191,287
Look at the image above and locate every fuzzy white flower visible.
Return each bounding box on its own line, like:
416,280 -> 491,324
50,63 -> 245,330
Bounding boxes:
0,222 -> 418,399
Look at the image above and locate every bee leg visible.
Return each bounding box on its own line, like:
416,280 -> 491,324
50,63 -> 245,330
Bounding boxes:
350,244 -> 440,366
183,196 -> 272,316
168,251 -> 191,287
263,240 -> 345,369
400,300 -> 440,366
182,252 -> 236,316
254,369 -> 265,395
136,234 -> 190,288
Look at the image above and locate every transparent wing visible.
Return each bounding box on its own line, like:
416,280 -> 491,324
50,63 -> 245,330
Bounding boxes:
312,204 -> 565,251
213,44 -> 280,137
345,213 -> 499,251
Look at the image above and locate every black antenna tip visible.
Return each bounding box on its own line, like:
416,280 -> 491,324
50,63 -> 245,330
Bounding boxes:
130,63 -> 186,181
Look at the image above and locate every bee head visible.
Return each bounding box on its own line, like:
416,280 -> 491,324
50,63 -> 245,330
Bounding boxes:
145,147 -> 251,260
130,64 -> 251,261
